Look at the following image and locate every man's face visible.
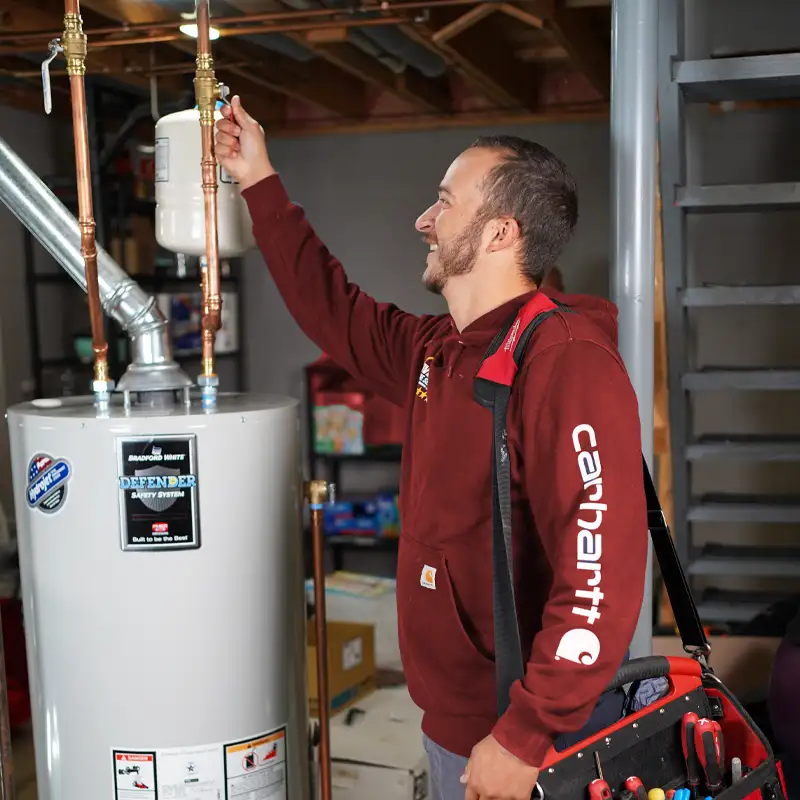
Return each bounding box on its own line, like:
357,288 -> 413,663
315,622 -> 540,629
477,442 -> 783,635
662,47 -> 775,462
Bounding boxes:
415,148 -> 500,294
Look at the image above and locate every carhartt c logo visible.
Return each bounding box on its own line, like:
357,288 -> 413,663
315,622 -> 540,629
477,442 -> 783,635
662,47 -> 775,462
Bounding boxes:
420,564 -> 437,590
555,628 -> 601,665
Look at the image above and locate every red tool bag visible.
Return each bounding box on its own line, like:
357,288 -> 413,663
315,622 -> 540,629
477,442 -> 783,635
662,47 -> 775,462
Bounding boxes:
474,292 -> 788,800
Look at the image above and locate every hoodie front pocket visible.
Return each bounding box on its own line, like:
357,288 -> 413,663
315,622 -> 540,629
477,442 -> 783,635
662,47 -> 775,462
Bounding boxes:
397,533 -> 496,717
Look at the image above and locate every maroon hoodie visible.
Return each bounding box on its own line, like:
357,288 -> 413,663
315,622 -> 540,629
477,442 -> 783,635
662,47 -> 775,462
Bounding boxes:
242,175 -> 649,767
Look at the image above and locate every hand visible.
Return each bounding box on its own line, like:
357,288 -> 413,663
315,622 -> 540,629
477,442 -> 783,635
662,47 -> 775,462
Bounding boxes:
461,734 -> 540,800
214,95 -> 276,191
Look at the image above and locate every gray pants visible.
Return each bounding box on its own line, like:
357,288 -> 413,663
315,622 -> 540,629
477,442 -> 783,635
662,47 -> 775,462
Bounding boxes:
423,734 -> 468,800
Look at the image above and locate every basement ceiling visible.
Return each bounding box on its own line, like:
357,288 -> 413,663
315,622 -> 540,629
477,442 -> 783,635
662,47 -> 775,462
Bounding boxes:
0,0 -> 614,136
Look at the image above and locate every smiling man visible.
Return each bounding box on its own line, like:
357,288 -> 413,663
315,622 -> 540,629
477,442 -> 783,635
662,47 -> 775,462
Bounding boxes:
216,96 -> 648,800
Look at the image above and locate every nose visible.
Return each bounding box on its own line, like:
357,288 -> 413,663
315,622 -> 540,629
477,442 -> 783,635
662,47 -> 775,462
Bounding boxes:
415,203 -> 436,234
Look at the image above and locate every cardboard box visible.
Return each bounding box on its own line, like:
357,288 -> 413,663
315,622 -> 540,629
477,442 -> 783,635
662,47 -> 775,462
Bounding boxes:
330,687 -> 429,800
307,619 -> 376,718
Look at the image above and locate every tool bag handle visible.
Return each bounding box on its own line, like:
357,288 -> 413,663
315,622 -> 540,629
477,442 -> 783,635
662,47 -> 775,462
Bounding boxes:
473,293 -> 710,717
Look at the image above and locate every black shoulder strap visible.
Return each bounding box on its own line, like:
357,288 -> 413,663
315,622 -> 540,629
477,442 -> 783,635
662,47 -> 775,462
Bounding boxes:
474,293 -> 709,717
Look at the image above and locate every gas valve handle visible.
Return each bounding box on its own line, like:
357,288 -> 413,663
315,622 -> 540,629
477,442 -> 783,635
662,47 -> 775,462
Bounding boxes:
41,39 -> 64,115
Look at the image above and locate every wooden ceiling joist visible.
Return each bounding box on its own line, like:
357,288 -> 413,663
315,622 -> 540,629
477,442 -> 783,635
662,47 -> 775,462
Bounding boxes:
536,0 -> 611,99
0,0 -> 616,134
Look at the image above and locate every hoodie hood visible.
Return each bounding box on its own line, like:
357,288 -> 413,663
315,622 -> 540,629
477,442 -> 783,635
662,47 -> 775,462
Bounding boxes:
425,288 -> 620,377
543,288 -> 619,347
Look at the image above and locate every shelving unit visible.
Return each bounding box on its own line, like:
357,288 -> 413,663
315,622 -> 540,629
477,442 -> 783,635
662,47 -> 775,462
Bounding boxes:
304,364 -> 402,573
657,0 -> 800,628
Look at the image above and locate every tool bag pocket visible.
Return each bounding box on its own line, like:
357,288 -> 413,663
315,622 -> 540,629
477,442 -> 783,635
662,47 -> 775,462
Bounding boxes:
535,656 -> 787,800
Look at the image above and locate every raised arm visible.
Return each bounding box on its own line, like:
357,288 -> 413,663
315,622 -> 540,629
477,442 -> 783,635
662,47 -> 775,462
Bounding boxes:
215,96 -> 422,406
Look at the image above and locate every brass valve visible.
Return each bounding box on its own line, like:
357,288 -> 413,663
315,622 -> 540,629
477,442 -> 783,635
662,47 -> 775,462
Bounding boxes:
62,12 -> 87,77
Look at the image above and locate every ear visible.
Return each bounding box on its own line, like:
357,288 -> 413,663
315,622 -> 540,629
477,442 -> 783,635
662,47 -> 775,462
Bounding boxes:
485,216 -> 520,253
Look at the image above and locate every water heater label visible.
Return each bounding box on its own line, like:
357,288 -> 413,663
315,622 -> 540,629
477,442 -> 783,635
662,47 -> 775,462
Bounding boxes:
111,726 -> 288,800
113,751 -> 156,800
224,728 -> 287,800
26,453 -> 71,514
219,164 -> 238,185
155,137 -> 169,183
117,434 -> 200,552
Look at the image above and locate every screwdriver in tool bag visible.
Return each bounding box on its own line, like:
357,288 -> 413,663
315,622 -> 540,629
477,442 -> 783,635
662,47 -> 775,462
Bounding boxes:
589,752 -> 612,800
694,718 -> 725,794
625,776 -> 648,800
681,712 -> 702,798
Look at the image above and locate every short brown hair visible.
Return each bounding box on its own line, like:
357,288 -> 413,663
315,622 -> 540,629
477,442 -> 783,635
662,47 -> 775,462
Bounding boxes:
469,135 -> 578,285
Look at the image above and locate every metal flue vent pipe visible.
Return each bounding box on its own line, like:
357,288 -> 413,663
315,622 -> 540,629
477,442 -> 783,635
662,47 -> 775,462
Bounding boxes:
0,134 -> 191,396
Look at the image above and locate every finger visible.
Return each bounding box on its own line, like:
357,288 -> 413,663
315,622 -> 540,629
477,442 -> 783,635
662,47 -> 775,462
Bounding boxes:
221,103 -> 232,118
231,95 -> 257,129
215,144 -> 238,160
215,131 -> 240,149
215,119 -> 241,137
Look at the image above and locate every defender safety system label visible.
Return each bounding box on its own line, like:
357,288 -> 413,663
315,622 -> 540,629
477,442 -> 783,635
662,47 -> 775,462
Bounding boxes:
112,726 -> 287,800
26,453 -> 71,514
117,434 -> 200,552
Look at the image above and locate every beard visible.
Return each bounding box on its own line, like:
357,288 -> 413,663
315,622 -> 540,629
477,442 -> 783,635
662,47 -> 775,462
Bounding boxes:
422,217 -> 484,295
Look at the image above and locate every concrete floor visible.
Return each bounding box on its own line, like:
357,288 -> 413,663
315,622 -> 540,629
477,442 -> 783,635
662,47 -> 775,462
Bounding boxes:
11,724 -> 36,800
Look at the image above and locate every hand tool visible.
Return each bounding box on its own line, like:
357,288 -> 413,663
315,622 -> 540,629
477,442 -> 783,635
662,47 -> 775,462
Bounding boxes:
648,788 -> 666,800
666,790 -> 676,800
589,751 -> 612,800
694,718 -> 725,793
625,776 -> 648,800
731,757 -> 742,783
681,712 -> 702,798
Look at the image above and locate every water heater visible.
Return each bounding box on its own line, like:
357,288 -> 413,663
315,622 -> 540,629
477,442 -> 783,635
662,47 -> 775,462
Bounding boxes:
154,107 -> 256,258
8,393 -> 310,800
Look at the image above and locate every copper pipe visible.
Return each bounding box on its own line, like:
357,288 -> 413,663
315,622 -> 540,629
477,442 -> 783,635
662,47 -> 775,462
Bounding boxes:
195,0 -> 222,383
63,0 -> 109,387
1,0 -> 497,44
0,15 -> 414,54
306,480 -> 332,800
0,60 -> 250,79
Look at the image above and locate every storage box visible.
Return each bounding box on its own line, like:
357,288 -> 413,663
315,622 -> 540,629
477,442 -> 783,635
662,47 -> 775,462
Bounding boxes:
329,687 -> 429,800
307,619 -> 376,717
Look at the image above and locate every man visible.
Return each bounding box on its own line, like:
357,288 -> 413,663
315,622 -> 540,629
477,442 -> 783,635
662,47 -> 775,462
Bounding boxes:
216,96 -> 648,800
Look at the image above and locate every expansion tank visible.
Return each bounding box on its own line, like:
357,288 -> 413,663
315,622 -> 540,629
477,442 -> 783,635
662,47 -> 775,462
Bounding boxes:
7,393 -> 310,800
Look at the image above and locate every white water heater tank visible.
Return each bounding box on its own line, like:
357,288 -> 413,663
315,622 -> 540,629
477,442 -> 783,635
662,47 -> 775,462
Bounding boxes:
8,393 -> 310,800
155,107 -> 256,258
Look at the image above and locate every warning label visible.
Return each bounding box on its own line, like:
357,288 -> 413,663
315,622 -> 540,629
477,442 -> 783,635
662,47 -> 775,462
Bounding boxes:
224,728 -> 287,800
114,752 -> 157,800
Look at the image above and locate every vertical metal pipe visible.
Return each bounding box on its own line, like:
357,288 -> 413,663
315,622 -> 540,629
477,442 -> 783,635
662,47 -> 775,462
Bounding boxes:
609,0 -> 659,658
306,480 -> 332,800
194,0 -> 223,409
62,0 -> 110,404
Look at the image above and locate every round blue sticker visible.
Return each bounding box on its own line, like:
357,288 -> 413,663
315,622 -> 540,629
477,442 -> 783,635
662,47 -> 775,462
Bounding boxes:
26,453 -> 71,514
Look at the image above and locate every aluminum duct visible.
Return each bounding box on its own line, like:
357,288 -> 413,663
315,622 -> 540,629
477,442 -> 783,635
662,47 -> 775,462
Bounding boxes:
0,134 -> 191,395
